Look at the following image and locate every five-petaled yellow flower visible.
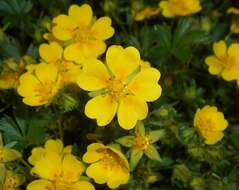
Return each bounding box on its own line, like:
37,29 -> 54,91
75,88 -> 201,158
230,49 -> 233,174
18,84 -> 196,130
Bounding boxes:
194,105 -> 228,145
83,143 -> 130,189
51,4 -> 114,63
205,41 -> 239,81
77,45 -> 162,130
28,139 -> 72,166
17,63 -> 61,106
39,42 -> 82,85
159,0 -> 202,18
27,152 -> 95,190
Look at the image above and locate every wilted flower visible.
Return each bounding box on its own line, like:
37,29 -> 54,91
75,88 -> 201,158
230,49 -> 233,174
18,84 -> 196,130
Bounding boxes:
83,143 -> 130,189
205,41 -> 239,81
116,122 -> 164,170
1,169 -> 25,190
194,105 -> 228,145
159,0 -> 202,18
77,45 -> 162,130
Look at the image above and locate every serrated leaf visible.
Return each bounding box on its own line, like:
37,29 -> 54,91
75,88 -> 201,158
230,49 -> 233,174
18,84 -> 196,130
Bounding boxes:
130,148 -> 143,171
144,145 -> 161,161
155,24 -> 172,49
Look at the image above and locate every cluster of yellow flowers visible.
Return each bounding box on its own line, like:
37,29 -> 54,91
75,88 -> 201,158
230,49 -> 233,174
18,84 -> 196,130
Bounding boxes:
27,139 -> 130,189
13,4 -> 162,130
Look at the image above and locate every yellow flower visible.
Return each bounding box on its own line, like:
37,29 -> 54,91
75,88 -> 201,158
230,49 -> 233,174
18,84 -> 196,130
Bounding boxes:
134,7 -> 161,21
27,153 -> 94,190
39,42 -> 82,85
17,63 -> 61,106
205,41 -> 239,81
0,133 -> 21,163
194,105 -> 228,145
140,59 -> 151,70
159,0 -> 202,18
227,7 -> 239,15
83,143 -> 130,189
28,139 -> 72,166
1,169 -> 25,190
51,4 -> 114,63
77,45 -> 162,130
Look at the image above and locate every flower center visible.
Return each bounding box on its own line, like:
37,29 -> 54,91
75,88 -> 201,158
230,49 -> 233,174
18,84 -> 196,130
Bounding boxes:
73,27 -> 95,44
195,117 -> 215,133
133,133 -> 150,151
3,175 -> 18,190
220,55 -> 236,69
34,81 -> 56,103
106,79 -> 128,99
54,178 -> 71,190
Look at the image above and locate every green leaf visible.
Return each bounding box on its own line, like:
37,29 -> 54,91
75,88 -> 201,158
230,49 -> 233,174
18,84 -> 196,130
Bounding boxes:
155,24 -> 172,49
135,121 -> 145,135
148,129 -> 166,143
172,164 -> 192,186
130,149 -> 143,171
173,17 -> 193,46
144,145 -> 161,161
116,136 -> 134,147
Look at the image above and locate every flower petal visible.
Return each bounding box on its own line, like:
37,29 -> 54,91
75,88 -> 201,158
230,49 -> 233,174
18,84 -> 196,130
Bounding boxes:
205,56 -> 224,75
27,180 -> 54,190
17,73 -> 40,97
228,43 -> 239,57
77,59 -> 110,91
91,17 -> 114,40
39,42 -> 63,63
52,15 -> 77,41
22,97 -> 48,106
62,154 -> 85,182
64,43 -> 85,63
86,162 -> 108,184
159,1 -> 175,18
33,152 -> 62,180
106,46 -> 140,79
35,63 -> 58,83
202,131 -> 224,145
68,4 -> 92,27
85,95 -> 117,126
72,181 -> 95,190
118,96 -> 148,130
28,147 -> 45,165
128,68 -> 162,102
44,139 -> 63,153
213,41 -> 227,58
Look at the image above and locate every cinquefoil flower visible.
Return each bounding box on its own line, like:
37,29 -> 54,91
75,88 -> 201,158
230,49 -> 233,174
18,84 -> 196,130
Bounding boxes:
134,7 -> 161,21
51,4 -> 114,63
77,45 -> 162,130
159,0 -> 201,18
205,41 -> 239,81
194,105 -> 228,145
39,42 -> 82,85
27,152 -> 94,190
83,143 -> 130,189
17,63 -> 61,106
28,139 -> 72,166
